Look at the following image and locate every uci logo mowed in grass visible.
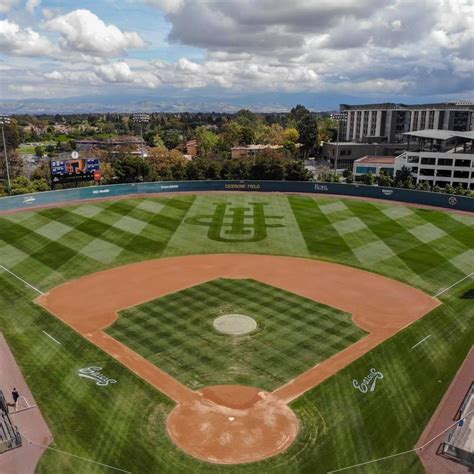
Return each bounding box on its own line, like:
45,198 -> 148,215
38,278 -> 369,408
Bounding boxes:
185,202 -> 285,242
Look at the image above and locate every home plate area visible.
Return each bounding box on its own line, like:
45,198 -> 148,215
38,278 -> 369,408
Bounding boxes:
167,385 -> 299,464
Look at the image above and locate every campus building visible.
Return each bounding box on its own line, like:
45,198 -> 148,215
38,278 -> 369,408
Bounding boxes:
340,101 -> 474,143
352,129 -> 474,190
322,142 -> 404,170
353,156 -> 397,177
231,144 -> 284,159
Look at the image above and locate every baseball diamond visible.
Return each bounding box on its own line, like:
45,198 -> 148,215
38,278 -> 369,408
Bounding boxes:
0,192 -> 472,472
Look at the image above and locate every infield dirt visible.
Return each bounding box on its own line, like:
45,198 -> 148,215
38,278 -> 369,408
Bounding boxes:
36,254 -> 439,464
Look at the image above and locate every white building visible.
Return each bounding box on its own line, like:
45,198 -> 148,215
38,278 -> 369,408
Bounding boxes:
340,101 -> 474,144
352,130 -> 474,190
395,151 -> 473,190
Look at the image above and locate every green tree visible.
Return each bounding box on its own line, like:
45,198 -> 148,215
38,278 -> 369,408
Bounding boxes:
34,146 -> 45,157
444,184 -> 455,194
283,128 -> 300,143
1,121 -> 22,150
284,160 -> 312,181
377,170 -> 393,187
161,130 -> 182,150
250,154 -> 286,180
112,156 -> 150,182
221,121 -> 242,148
363,172 -> 375,185
195,126 -> 219,158
290,105 -> 318,158
394,165 -> 412,186
343,169 -> 354,184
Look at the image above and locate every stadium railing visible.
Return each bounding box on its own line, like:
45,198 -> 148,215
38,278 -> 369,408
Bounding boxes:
0,180 -> 473,213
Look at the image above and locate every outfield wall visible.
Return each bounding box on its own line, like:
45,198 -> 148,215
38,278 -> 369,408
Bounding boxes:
0,180 -> 473,213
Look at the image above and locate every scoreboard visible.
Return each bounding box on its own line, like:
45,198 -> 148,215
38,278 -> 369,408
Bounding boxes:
51,158 -> 100,183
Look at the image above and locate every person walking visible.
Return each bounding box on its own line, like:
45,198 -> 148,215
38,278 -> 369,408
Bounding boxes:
12,388 -> 20,409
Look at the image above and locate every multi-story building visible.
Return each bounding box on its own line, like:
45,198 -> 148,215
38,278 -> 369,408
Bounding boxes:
340,102 -> 474,144
322,142 -> 405,170
352,130 -> 474,190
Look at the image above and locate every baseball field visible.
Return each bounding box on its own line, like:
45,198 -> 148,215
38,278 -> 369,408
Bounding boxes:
0,193 -> 473,473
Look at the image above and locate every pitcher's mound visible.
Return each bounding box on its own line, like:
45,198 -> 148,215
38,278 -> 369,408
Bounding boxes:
213,314 -> 257,335
167,385 -> 299,464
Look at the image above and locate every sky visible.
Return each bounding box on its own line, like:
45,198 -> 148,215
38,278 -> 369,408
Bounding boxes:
0,0 -> 473,105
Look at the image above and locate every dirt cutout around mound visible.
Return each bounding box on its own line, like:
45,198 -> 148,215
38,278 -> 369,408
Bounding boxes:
37,254 -> 439,464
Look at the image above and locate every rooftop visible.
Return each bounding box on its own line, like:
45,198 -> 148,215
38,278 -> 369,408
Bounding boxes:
341,101 -> 474,111
403,130 -> 474,141
355,156 -> 396,164
231,145 -> 283,150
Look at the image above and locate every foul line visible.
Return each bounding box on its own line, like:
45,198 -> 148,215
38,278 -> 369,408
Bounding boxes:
433,272 -> 473,298
327,409 -> 473,473
0,265 -> 44,295
19,430 -> 131,473
42,330 -> 61,345
411,335 -> 431,350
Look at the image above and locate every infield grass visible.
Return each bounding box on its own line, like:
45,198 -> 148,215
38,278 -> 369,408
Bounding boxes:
107,278 -> 365,391
0,193 -> 472,473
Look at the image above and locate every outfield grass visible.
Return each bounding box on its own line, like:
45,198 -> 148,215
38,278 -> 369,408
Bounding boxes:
0,193 -> 472,473
107,279 -> 365,391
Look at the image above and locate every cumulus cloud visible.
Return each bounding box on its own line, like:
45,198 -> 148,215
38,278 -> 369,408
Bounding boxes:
1,0 -> 474,100
43,9 -> 148,57
137,0 -> 472,97
94,62 -> 134,82
0,19 -> 56,56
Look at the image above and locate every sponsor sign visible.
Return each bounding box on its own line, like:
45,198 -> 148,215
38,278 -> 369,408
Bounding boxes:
77,367 -> 117,386
448,196 -> 458,206
382,189 -> 393,196
92,189 -> 110,195
160,184 -> 179,190
22,197 -> 36,204
352,368 -> 384,393
314,184 -> 329,192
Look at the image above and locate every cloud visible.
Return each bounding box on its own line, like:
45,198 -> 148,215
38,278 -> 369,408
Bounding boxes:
25,0 -> 40,14
1,0 -> 473,101
43,9 -> 148,57
0,19 -> 56,56
0,0 -> 19,14
94,62 -> 134,82
44,70 -> 64,80
140,0 -> 185,14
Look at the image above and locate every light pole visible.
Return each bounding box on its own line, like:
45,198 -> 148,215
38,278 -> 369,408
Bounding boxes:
334,116 -> 346,175
132,113 -> 150,160
0,116 -> 12,195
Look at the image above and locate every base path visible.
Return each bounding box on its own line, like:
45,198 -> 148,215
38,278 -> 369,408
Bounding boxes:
36,254 -> 439,464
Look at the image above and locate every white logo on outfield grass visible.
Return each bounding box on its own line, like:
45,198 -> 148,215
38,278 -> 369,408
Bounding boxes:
78,367 -> 117,386
352,368 -> 383,393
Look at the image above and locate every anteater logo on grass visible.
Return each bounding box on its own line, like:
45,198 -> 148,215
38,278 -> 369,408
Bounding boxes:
77,367 -> 117,386
352,368 -> 384,393
186,202 -> 284,242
